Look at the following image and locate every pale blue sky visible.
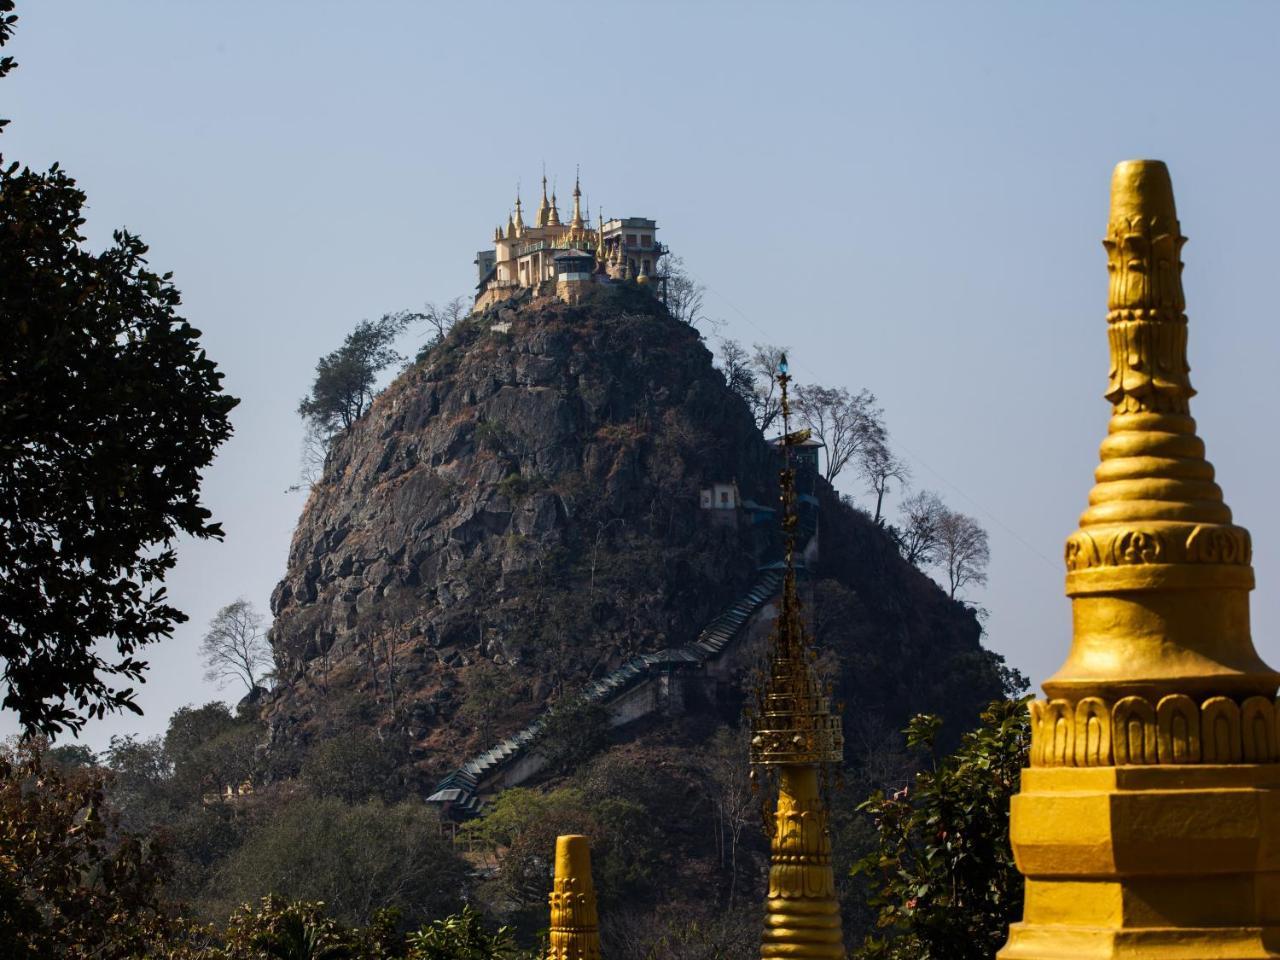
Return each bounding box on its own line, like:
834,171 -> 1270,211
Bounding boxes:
6,1 -> 1280,749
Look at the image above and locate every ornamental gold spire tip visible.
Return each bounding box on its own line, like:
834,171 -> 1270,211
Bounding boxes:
1035,158 -> 1278,765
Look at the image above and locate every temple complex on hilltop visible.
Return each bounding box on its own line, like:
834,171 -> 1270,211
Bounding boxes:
473,171 -> 663,310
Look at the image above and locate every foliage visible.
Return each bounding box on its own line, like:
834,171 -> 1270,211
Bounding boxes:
659,254 -> 706,326
405,905 -> 519,960
200,599 -> 272,693
792,384 -> 885,484
0,4 -> 237,735
851,700 -> 1030,960
210,796 -> 466,927
217,897 -> 384,960
420,297 -> 468,348
715,339 -> 787,435
859,438 -> 909,524
0,737 -> 175,960
297,312 -> 412,438
298,728 -> 407,804
535,695 -> 610,774
892,490 -> 946,567
936,509 -> 990,600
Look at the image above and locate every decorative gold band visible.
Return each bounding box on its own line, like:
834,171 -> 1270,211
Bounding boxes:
1029,694 -> 1280,766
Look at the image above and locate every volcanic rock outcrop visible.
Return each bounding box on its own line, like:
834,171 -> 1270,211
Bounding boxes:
262,288 -> 1007,787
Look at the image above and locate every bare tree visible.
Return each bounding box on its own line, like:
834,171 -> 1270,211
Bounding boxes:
661,254 -> 706,326
717,339 -> 790,435
421,296 -> 468,345
793,383 -> 885,484
937,508 -> 990,599
200,599 -> 271,693
750,343 -> 786,435
860,438 -> 910,523
895,490 -> 946,567
716,338 -> 756,405
704,727 -> 754,908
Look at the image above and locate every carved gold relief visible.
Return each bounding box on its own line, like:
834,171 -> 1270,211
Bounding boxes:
1063,525 -> 1251,572
1029,694 -> 1280,767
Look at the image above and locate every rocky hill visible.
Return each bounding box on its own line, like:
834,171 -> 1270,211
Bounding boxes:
260,287 -> 1008,795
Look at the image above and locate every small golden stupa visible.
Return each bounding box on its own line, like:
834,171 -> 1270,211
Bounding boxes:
998,160 -> 1280,958
749,358 -> 846,960
547,835 -> 602,960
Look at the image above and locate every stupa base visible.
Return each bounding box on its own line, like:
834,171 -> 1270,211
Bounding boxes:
998,765 -> 1280,960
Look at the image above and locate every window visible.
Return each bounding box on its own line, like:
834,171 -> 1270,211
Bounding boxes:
640,234 -> 651,246
626,234 -> 637,247
720,491 -> 730,506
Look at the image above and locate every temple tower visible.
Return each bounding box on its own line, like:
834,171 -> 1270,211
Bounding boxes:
998,160 -> 1280,959
547,835 -> 603,960
750,358 -> 845,960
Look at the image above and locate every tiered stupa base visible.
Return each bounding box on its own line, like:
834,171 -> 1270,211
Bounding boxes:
999,765 -> 1280,959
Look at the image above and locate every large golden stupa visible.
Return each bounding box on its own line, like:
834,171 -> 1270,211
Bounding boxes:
999,160 -> 1280,958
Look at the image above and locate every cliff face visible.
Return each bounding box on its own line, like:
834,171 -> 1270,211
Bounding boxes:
263,288 -> 1005,787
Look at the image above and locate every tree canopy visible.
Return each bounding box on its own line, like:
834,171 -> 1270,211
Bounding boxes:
297,312 -> 412,438
0,2 -> 237,735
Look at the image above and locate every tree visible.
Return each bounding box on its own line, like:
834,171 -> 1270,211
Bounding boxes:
716,339 -> 756,408
894,491 -> 946,567
406,905 -> 518,960
210,796 -> 466,928
851,701 -> 1030,960
421,297 -> 468,346
200,598 -> 271,693
793,384 -> 885,484
716,339 -> 790,435
297,312 -> 412,439
0,738 -> 175,960
702,728 -> 754,908
936,509 -> 990,600
660,254 -> 706,327
749,342 -> 787,435
860,439 -> 909,524
0,6 -> 238,736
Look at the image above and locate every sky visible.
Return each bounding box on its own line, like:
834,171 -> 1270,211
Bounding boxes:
5,1 -> 1280,751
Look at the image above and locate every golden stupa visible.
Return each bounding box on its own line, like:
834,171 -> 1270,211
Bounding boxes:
546,835 -> 603,960
998,160 -> 1280,958
749,359 -> 846,960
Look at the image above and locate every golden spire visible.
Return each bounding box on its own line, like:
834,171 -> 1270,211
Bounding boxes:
549,186 -> 562,226
1000,160 -> 1280,960
537,173 -> 551,227
513,194 -> 524,236
547,835 -> 602,960
750,357 -> 844,960
595,211 -> 606,263
1046,158 -> 1275,711
570,168 -> 585,230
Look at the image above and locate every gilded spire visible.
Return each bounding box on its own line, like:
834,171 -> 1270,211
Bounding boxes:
547,835 -> 602,960
1042,158 -> 1277,722
570,168 -> 585,229
549,186 -> 562,226
750,358 -> 844,960
537,174 -> 551,227
513,193 -> 524,236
